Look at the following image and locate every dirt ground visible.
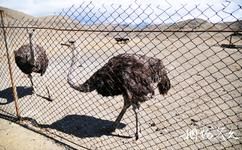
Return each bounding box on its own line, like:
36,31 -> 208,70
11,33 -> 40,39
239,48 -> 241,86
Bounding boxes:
0,118 -> 66,150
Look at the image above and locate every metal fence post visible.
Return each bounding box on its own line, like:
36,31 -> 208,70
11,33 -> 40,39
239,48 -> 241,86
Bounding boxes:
0,10 -> 20,117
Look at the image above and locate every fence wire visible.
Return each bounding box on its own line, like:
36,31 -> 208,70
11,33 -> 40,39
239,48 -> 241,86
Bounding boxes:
0,1 -> 242,150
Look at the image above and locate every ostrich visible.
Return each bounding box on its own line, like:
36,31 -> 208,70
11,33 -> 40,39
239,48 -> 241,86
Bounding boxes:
14,29 -> 50,99
62,41 -> 171,140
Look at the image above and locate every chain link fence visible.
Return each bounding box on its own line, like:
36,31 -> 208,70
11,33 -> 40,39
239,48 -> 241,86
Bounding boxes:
0,1 -> 241,149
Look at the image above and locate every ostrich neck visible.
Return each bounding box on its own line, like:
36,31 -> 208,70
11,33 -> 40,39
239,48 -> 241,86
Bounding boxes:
67,44 -> 91,92
67,44 -> 77,87
29,33 -> 34,65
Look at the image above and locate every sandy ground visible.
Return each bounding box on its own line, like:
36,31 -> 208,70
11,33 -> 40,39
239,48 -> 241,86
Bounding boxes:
0,28 -> 242,149
0,118 -> 66,150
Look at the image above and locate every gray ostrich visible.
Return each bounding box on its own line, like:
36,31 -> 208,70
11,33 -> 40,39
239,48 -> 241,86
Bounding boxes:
14,29 -> 50,98
62,40 -> 171,140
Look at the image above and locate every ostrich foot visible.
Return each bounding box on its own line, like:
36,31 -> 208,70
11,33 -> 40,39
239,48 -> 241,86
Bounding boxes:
135,132 -> 139,140
31,88 -> 35,94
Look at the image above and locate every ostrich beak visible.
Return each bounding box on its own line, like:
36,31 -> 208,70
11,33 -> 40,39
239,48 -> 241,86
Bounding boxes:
61,40 -> 76,47
60,43 -> 71,47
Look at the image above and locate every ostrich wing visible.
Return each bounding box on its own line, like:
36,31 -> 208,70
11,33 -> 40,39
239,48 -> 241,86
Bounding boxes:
31,45 -> 49,75
122,65 -> 155,103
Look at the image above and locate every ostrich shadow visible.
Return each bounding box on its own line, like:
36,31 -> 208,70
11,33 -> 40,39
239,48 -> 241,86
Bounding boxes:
40,114 -> 131,139
0,86 -> 33,105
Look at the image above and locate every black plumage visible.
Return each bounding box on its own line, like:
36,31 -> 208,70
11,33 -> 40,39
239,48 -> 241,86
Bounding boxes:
14,44 -> 48,75
64,41 -> 171,140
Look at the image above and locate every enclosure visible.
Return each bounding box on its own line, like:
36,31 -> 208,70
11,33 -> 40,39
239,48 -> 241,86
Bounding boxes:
0,1 -> 241,149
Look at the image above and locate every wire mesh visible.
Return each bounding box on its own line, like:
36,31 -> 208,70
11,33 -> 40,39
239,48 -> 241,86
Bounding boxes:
0,1 -> 241,149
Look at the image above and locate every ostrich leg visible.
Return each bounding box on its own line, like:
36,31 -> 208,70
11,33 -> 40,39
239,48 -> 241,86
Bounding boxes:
108,90 -> 132,132
110,101 -> 131,132
28,74 -> 52,101
132,104 -> 139,140
28,74 -> 35,93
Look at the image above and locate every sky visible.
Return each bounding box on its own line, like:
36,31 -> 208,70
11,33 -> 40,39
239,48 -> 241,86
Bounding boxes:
0,0 -> 241,23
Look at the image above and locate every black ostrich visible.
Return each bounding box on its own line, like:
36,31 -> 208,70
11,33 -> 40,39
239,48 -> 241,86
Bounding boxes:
62,41 -> 171,140
14,29 -> 50,98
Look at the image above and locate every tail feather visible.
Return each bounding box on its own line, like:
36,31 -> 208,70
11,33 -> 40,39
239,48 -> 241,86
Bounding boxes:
157,75 -> 171,95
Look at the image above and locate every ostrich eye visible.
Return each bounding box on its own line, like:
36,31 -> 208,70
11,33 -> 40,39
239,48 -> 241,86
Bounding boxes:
99,80 -> 104,86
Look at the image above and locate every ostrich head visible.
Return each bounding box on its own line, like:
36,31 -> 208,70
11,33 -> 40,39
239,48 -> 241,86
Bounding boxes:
27,28 -> 35,35
60,40 -> 81,67
61,40 -> 79,76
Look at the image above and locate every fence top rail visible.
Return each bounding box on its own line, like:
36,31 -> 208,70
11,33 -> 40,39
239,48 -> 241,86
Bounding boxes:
1,26 -> 241,33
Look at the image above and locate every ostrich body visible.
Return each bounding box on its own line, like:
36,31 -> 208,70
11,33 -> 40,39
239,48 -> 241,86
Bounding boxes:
14,31 -> 49,93
64,41 -> 170,140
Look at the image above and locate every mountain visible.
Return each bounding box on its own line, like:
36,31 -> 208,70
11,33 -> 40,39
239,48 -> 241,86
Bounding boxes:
36,15 -> 82,28
146,18 -> 242,31
0,6 -> 34,20
167,18 -> 213,30
0,6 -> 81,28
0,7 -> 241,31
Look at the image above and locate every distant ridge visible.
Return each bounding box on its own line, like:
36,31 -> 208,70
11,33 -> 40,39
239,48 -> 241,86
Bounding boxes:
0,6 -> 241,31
0,6 -> 80,28
0,6 -> 33,20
